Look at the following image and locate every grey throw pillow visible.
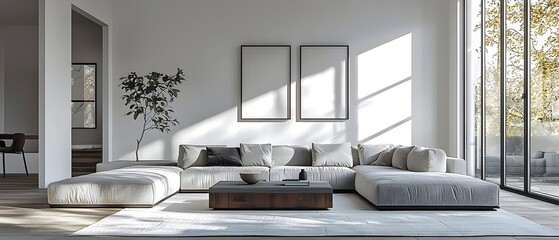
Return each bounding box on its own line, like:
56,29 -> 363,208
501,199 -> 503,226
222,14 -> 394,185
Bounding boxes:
312,143 -> 353,167
240,143 -> 272,167
371,148 -> 396,166
407,146 -> 447,172
271,145 -> 312,166
357,144 -> 395,165
351,146 -> 360,167
392,146 -> 415,170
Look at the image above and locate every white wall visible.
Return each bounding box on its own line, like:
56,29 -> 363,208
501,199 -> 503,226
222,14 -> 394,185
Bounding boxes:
39,0 -> 112,188
1,26 -> 39,143
0,25 -> 40,174
111,0 -> 457,160
0,33 -> 4,133
448,0 -> 463,159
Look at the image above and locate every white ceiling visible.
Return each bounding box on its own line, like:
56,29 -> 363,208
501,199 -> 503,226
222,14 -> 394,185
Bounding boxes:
0,0 -> 38,26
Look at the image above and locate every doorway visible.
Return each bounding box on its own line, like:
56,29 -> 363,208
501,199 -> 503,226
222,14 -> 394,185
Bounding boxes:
71,10 -> 103,176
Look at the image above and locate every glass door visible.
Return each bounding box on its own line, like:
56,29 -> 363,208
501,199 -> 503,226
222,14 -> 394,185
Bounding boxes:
503,0 -> 526,190
483,0 -> 502,184
529,0 -> 559,197
467,0 -> 559,203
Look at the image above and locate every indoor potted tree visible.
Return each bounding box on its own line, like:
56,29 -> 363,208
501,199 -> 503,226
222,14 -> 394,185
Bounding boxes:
119,68 -> 186,161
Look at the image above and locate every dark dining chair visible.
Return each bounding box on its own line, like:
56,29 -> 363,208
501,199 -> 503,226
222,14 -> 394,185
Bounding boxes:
0,133 -> 28,178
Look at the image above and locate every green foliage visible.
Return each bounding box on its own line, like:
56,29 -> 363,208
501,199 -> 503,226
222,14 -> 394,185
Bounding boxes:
119,68 -> 186,161
477,0 -> 559,136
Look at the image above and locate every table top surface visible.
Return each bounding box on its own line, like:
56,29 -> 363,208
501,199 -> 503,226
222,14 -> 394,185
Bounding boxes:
209,181 -> 333,193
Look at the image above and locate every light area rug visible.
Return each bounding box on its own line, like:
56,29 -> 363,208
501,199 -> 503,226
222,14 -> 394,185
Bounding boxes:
73,193 -> 559,237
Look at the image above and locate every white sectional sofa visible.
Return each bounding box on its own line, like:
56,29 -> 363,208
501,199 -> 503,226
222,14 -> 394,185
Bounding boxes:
179,145 -> 357,191
48,143 -> 500,210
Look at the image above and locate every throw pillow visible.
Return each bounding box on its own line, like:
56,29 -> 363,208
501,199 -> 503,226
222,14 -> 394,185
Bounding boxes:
351,146 -> 360,167
271,145 -> 312,166
357,144 -> 395,165
312,143 -> 353,167
240,143 -> 272,167
371,147 -> 396,166
177,144 -> 226,169
391,146 -> 415,170
206,147 -> 242,166
407,146 -> 447,172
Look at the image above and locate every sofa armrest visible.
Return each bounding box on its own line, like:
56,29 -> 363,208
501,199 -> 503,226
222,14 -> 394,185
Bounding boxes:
446,157 -> 466,175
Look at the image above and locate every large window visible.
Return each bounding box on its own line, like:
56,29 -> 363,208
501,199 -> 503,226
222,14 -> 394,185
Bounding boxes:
466,0 -> 559,201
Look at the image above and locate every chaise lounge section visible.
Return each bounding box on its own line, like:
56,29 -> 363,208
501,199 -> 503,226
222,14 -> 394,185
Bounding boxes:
354,166 -> 499,210
48,165 -> 181,207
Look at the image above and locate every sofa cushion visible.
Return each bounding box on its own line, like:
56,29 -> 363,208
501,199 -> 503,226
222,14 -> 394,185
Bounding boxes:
371,147 -> 396,166
206,147 -> 242,166
48,166 -> 182,206
272,145 -> 312,166
312,143 -> 353,167
357,144 -> 395,165
240,143 -> 272,167
177,144 -> 225,168
353,165 -> 499,208
270,166 -> 356,190
392,146 -> 415,170
407,146 -> 446,172
180,166 -> 270,191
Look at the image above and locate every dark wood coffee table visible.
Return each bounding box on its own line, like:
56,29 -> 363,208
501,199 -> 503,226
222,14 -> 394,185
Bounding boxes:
209,181 -> 333,209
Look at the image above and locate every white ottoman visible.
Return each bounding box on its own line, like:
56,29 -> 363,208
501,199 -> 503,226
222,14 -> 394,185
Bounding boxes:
48,165 -> 181,207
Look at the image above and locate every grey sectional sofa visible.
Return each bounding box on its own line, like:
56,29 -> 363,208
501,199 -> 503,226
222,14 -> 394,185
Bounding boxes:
48,143 -> 500,210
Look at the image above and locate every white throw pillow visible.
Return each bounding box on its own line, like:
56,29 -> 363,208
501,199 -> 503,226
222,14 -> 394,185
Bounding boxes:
312,143 -> 353,167
240,143 -> 272,167
392,146 -> 415,170
177,144 -> 225,169
371,147 -> 396,166
407,146 -> 447,172
357,144 -> 395,165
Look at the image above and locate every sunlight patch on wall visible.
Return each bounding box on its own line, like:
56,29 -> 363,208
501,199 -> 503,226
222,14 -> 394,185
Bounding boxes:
357,33 -> 412,145
242,86 -> 289,118
358,33 -> 411,98
301,66 -> 337,118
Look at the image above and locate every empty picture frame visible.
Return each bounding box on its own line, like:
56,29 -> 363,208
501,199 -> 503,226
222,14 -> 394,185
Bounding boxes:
299,45 -> 349,120
240,45 -> 291,120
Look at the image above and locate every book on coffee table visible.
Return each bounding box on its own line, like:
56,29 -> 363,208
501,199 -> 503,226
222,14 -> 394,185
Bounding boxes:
282,179 -> 309,186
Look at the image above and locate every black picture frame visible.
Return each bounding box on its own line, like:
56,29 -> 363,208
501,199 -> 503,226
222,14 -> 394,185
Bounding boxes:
240,45 -> 292,121
299,45 -> 350,121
